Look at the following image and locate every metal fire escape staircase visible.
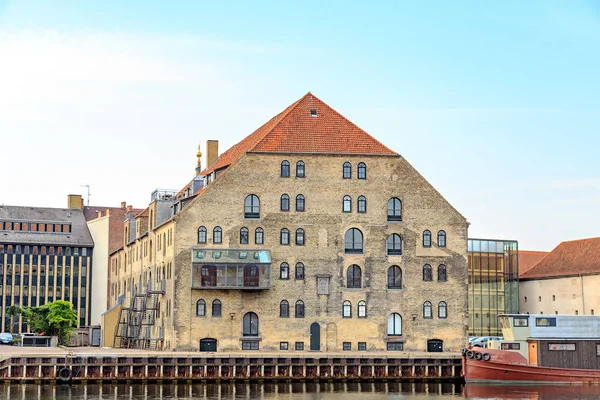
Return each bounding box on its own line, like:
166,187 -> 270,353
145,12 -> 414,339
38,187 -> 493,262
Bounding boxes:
114,280 -> 165,350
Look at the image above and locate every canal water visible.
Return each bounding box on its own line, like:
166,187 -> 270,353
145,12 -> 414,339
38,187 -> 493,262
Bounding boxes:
2,382 -> 600,399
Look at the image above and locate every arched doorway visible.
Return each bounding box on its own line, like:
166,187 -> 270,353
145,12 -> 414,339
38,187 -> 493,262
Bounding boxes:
427,339 -> 443,352
200,338 -> 217,352
310,322 -> 320,351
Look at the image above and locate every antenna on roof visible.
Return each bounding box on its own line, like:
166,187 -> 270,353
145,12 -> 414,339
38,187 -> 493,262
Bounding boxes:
80,184 -> 91,206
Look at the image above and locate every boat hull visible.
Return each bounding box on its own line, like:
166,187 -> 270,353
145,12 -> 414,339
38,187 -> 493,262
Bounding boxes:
463,348 -> 600,384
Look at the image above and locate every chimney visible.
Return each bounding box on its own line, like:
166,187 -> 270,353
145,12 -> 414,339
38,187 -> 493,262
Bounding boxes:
121,201 -> 126,209
206,140 -> 219,169
126,205 -> 132,212
67,194 -> 84,210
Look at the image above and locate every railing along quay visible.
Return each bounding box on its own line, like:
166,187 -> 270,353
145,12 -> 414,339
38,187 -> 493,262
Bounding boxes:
0,353 -> 463,383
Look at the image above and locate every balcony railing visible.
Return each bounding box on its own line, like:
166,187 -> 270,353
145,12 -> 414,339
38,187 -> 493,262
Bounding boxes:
191,263 -> 271,290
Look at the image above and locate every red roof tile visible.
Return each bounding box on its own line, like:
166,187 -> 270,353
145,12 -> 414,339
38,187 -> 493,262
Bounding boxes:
518,250 -> 549,277
520,237 -> 600,279
200,92 -> 397,175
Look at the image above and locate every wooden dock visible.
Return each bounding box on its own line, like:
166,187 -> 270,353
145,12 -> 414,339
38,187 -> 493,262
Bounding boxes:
0,350 -> 463,383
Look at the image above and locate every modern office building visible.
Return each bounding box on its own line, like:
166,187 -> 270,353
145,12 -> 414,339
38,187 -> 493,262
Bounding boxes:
467,238 -> 519,336
107,92 -> 469,353
0,205 -> 94,332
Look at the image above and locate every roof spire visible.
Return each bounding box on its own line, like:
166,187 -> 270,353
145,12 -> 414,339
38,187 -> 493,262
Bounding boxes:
195,144 -> 202,176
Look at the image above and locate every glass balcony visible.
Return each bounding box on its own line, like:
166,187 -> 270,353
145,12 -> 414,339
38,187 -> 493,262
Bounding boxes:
191,249 -> 271,290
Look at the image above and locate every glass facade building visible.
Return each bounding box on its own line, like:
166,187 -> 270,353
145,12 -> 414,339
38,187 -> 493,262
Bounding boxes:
468,239 -> 519,336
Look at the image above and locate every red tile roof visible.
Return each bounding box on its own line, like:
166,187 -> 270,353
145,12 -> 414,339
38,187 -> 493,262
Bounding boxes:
200,92 -> 397,175
520,237 -> 600,279
518,250 -> 549,277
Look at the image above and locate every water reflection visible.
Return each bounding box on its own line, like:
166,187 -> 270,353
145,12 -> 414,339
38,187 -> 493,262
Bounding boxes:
1,383 -> 599,399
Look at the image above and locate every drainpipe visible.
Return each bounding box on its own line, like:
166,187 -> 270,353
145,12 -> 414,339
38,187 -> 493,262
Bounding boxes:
580,274 -> 585,314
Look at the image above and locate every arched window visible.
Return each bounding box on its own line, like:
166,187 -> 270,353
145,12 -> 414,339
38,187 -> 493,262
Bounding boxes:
296,161 -> 305,178
438,264 -> 447,281
244,195 -> 260,219
423,264 -> 433,281
213,227 -> 222,244
343,195 -> 352,212
342,229 -> 362,254
342,300 -> 352,318
196,299 -> 206,316
347,265 -> 362,288
295,263 -> 305,280
358,300 -> 367,318
423,230 -> 431,247
438,301 -> 448,318
242,312 -> 259,336
343,162 -> 352,179
255,228 -> 264,244
212,300 -> 221,317
280,263 -> 289,279
295,228 -> 305,246
240,227 -> 249,244
280,228 -> 290,245
358,162 -> 366,179
387,313 -> 402,336
387,266 -> 402,289
281,160 -> 290,177
423,301 -> 433,318
387,198 -> 402,221
280,194 -> 290,211
438,230 -> 446,247
296,194 -> 305,212
197,226 -> 207,244
357,196 -> 367,213
280,300 -> 289,317
295,300 -> 305,318
386,234 -> 402,256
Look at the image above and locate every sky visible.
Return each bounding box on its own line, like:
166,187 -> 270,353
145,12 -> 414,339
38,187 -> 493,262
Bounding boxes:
0,1 -> 598,251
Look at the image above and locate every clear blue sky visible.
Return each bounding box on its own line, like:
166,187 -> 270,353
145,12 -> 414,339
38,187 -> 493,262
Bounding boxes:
0,1 -> 598,250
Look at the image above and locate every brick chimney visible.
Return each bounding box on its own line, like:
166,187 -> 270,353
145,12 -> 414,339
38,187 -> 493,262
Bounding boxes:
121,201 -> 126,209
206,140 -> 219,169
67,194 -> 84,210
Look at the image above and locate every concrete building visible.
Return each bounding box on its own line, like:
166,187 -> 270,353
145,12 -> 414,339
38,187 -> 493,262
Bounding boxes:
107,93 -> 469,353
520,237 -> 600,316
467,238 -> 519,336
0,204 -> 94,332
76,195 -> 142,326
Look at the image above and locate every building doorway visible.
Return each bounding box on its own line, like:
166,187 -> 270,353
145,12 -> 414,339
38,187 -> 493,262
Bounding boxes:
427,339 -> 443,352
199,338 -> 217,352
310,322 -> 320,351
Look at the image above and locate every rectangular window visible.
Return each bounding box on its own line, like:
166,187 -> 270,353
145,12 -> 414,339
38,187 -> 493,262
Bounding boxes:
535,317 -> 556,327
358,342 -> 367,351
241,341 -> 259,350
549,343 -> 575,351
387,342 -> 404,351
596,344 -> 600,356
280,342 -> 289,350
295,342 -> 304,351
343,342 -> 351,351
501,343 -> 521,350
513,317 -> 529,327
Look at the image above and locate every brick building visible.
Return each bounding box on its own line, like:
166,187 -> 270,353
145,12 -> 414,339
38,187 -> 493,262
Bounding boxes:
107,93 -> 469,352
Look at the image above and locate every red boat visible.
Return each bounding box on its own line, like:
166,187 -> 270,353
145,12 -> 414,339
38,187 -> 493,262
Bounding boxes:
463,314 -> 600,384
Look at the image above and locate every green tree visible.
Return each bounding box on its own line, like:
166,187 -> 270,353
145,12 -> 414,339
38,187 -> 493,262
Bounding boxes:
46,301 -> 78,344
6,305 -> 21,333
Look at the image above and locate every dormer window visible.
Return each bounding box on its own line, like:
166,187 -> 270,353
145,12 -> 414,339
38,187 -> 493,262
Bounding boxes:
310,109 -> 318,117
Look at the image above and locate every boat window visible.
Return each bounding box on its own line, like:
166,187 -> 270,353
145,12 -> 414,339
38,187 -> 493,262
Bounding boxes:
513,317 -> 529,327
501,343 -> 520,350
596,344 -> 600,356
535,317 -> 556,327
548,343 -> 575,351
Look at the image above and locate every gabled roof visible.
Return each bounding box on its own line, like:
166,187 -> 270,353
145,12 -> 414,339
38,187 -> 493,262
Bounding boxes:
518,250 -> 550,277
520,237 -> 600,279
200,92 -> 397,175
